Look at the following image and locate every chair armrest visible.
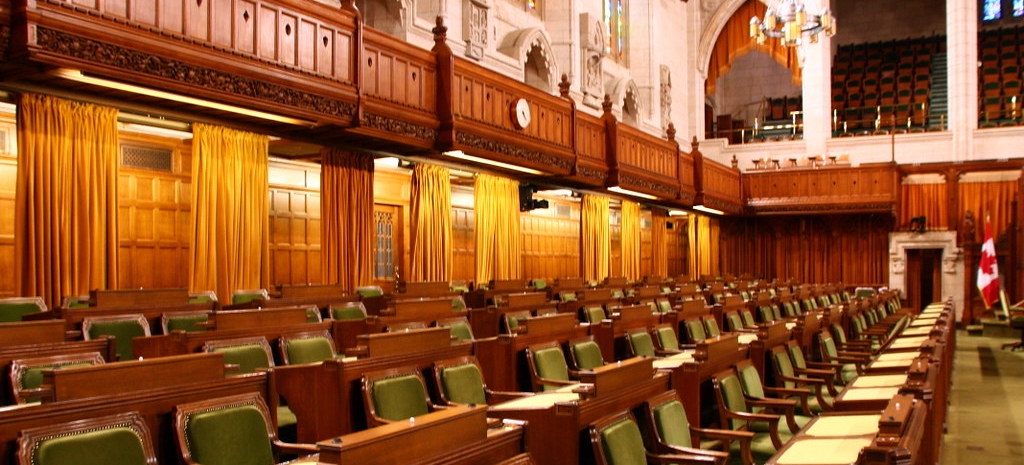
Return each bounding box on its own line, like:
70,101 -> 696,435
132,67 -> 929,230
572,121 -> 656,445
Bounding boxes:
535,377 -> 576,390
657,348 -> 686,356
763,386 -> 811,398
646,450 -> 724,465
16,386 -> 54,402
486,390 -> 534,404
691,427 -> 755,465
655,444 -> 729,462
273,440 -> 319,455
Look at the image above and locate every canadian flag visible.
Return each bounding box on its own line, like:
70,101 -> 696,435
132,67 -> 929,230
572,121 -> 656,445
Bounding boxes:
976,220 -> 1000,309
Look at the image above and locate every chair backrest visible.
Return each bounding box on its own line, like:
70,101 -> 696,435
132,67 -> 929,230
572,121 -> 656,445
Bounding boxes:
161,311 -> 210,333
818,331 -> 840,362
355,286 -> 384,298
0,297 -> 47,323
279,330 -> 337,365
758,306 -> 776,323
703,317 -> 721,338
655,298 -> 673,314
82,314 -> 151,361
626,329 -> 656,358
503,311 -> 531,333
203,337 -> 274,375
60,295 -> 90,309
642,391 -> 694,449
451,295 -> 468,312
18,411 -> 157,465
569,337 -> 605,370
330,301 -> 368,320
771,345 -> 798,390
652,325 -> 680,352
684,319 -> 707,343
526,341 -> 571,391
433,356 -> 488,406
739,310 -> 757,328
583,306 -> 606,324
559,291 -> 578,302
712,369 -> 750,430
735,360 -> 767,399
589,412 -> 649,465
174,393 -> 277,465
363,367 -> 432,424
187,290 -> 218,304
725,311 -> 744,332
10,352 -> 105,404
436,317 -> 475,342
786,340 -> 809,370
231,289 -> 269,305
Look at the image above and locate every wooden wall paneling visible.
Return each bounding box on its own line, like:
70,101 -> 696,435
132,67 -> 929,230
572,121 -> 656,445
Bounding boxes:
373,168 -> 411,286
698,157 -> 743,214
267,159 -> 323,287
607,122 -> 681,200
610,207 -> 622,278
116,135 -> 193,290
0,152 -> 16,298
678,146 -> 697,205
519,199 -> 580,281
640,210 -> 653,277
570,113 -> 609,187
666,217 -> 686,277
744,164 -> 898,214
451,206 -> 475,284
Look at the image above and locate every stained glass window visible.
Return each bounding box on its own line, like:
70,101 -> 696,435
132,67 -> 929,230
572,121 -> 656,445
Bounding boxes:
1014,0 -> 1023,16
604,0 -> 627,61
983,0 -> 1002,20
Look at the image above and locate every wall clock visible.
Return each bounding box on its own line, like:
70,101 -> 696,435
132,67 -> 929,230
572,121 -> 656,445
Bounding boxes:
511,98 -> 531,129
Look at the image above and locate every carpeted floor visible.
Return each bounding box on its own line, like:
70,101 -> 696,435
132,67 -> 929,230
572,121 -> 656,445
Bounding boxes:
940,331 -> 1024,464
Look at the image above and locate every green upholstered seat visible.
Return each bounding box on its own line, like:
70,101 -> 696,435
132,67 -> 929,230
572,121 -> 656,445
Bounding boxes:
654,326 -> 681,351
584,306 -> 606,324
819,335 -> 861,383
451,296 -> 467,312
559,291 -> 578,302
715,370 -> 794,460
355,286 -> 384,298
610,290 -> 625,299
187,405 -> 275,465
282,334 -> 335,365
772,348 -> 831,414
331,303 -> 367,320
209,342 -> 273,374
504,312 -> 530,333
685,319 -> 707,344
60,295 -> 90,309
11,352 -> 105,404
739,310 -> 757,328
570,340 -> 605,370
531,279 -> 548,290
531,345 -> 571,391
704,318 -> 722,338
83,315 -> 150,362
737,363 -> 811,434
371,374 -> 431,421
231,289 -> 269,305
162,312 -> 210,333
758,306 -> 775,322
439,319 -> 474,342
626,330 -> 656,358
187,291 -> 218,304
0,297 -> 47,322
652,399 -> 695,448
725,312 -> 745,332
19,412 -> 155,465
439,362 -> 488,405
597,417 -> 648,465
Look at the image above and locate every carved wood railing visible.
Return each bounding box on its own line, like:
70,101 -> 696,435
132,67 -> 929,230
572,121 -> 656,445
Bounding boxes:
744,163 -> 899,214
694,144 -> 743,215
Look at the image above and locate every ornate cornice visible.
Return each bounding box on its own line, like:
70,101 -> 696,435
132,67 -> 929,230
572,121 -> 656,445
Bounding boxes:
575,164 -> 608,182
701,195 -> 742,214
455,131 -> 573,172
35,27 -> 356,120
620,172 -> 679,197
748,202 -> 895,213
363,113 -> 436,141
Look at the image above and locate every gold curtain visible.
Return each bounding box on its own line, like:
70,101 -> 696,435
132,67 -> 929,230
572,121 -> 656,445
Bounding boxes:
620,200 -> 641,280
582,194 -> 610,282
959,180 -> 1019,242
688,214 -> 721,278
474,174 -> 521,285
410,163 -> 452,282
900,181 -> 949,230
321,148 -> 375,290
189,124 -> 270,301
15,93 -> 119,306
651,213 -> 668,279
706,0 -> 802,94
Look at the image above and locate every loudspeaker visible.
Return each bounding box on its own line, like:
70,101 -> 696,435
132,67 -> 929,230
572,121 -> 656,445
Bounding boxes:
666,221 -> 674,230
518,185 -> 550,212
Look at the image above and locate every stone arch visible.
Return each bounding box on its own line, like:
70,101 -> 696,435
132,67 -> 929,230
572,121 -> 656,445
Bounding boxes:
358,0 -> 410,39
607,77 -> 643,125
499,28 -> 559,92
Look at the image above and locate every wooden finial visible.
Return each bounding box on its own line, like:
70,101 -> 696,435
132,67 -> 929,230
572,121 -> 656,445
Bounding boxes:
690,136 -> 699,151
559,74 -> 571,98
602,94 -> 613,113
433,16 -> 448,41
731,154 -> 738,169
666,123 -> 676,141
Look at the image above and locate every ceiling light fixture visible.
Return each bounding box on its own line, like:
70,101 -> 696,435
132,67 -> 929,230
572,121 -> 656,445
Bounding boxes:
608,186 -> 659,200
442,150 -> 545,175
693,204 -> 725,216
750,0 -> 836,48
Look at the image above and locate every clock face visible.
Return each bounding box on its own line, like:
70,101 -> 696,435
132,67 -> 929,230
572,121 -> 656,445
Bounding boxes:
512,98 -> 531,129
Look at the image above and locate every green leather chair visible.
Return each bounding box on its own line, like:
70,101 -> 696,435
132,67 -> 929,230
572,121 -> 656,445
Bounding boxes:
202,337 -> 297,443
734,360 -> 812,435
785,340 -> 842,396
436,316 -> 474,343
559,291 -> 578,302
451,296 -> 468,312
525,341 -> 575,392
330,302 -> 367,320
568,337 -> 605,371
702,318 -> 722,338
589,411 -> 721,465
82,314 -> 151,361
583,306 -> 607,324
174,393 -> 316,465
817,331 -> 867,383
278,330 -> 337,365
362,367 -> 440,426
432,356 -> 528,406
9,352 -> 105,404
161,311 -> 211,333
187,290 -> 218,305
231,289 -> 269,305
0,297 -> 47,322
17,411 -> 157,465
684,319 -> 708,345
710,368 -> 789,463
652,324 -> 684,354
655,298 -> 674,314
639,391 -> 744,465
502,310 -> 531,334
625,328 -> 657,358
355,286 -> 384,298
59,295 -> 90,309
770,344 -> 833,415
739,310 -> 757,329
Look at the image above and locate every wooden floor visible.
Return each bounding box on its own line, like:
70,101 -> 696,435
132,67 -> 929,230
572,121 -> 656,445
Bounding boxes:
940,331 -> 1024,464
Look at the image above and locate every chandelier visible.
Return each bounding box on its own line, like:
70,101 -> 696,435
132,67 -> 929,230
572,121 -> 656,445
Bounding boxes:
749,0 -> 836,47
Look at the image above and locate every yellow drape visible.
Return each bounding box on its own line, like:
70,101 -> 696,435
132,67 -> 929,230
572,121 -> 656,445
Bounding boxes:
320,148 -> 375,290
900,182 -> 949,230
410,163 -> 452,282
582,194 -> 610,282
474,174 -> 521,284
651,214 -> 668,279
959,180 -> 1018,242
688,214 -> 721,278
706,0 -> 802,94
189,124 -> 270,301
15,94 -> 119,306
620,200 -> 642,281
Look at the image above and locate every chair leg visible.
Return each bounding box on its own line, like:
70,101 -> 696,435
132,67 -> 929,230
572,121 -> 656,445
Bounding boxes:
1001,331 -> 1024,351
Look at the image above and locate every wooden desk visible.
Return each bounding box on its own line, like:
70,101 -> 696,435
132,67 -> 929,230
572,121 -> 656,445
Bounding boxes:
351,327 -> 452,358
133,320 -> 331,358
91,287 -> 189,307
765,413 -> 880,465
0,337 -> 117,405
655,333 -> 748,428
42,352 -> 226,402
474,313 -> 588,391
57,301 -> 216,333
0,320 -> 67,346
487,371 -> 669,465
749,320 -> 791,383
857,394 -> 929,465
317,405 -> 523,465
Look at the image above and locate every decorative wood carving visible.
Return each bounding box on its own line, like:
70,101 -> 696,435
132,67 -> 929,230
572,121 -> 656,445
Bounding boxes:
744,164 -> 898,214
362,113 -> 437,142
